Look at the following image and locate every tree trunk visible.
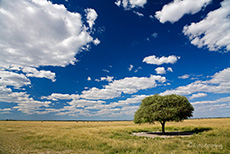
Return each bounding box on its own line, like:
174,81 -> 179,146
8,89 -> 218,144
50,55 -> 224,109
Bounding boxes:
161,121 -> 166,134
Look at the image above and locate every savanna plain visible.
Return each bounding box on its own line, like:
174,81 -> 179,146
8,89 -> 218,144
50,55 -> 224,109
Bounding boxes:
0,118 -> 229,154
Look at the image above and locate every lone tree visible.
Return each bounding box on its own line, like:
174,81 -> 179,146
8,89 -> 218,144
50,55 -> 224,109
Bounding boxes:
134,94 -> 194,134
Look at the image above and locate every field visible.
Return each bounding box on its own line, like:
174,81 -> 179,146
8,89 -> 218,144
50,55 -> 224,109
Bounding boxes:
0,118 -> 229,154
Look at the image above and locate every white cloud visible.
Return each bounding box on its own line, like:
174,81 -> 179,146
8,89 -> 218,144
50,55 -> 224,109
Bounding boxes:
155,0 -> 211,23
0,89 -> 51,114
102,69 -> 110,73
85,95 -> 147,117
22,67 -> 56,82
133,11 -> 144,17
115,0 -> 122,7
95,105 -> 140,117
189,93 -> 207,100
100,76 -> 114,82
178,74 -> 190,79
146,33 -> 158,41
68,99 -> 105,108
192,96 -> 230,105
81,75 -> 166,100
209,67 -> 230,84
151,32 -> 158,38
0,0 -> 100,115
134,67 -> 142,73
160,67 -> 230,96
183,0 -> 230,52
38,94 -> 151,117
1,64 -> 21,71
129,0 -> 147,8
87,76 -> 91,81
143,55 -> 180,65
41,93 -> 80,101
0,108 -> 11,114
105,75 -> 166,94
81,87 -> 121,100
108,95 -> 147,108
93,38 -> 100,46
0,70 -> 31,89
96,76 -> 114,82
115,0 -> 147,10
191,97 -> 230,118
167,67 -> 173,72
0,0 -> 97,68
128,64 -> 134,71
155,67 -> 166,74
0,69 -> 41,115
149,15 -> 154,19
85,8 -> 98,29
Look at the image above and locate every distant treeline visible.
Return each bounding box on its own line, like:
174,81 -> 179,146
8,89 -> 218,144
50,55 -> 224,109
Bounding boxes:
1,117 -> 230,122
1,119 -> 132,122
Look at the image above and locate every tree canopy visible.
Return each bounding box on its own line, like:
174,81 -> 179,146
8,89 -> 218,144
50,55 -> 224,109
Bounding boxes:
134,94 -> 194,134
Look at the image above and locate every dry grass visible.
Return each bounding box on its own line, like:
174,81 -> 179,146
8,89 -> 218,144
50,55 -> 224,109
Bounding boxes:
0,118 -> 229,153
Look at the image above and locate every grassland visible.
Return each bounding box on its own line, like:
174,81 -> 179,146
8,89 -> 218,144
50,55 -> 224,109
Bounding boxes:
0,118 -> 229,154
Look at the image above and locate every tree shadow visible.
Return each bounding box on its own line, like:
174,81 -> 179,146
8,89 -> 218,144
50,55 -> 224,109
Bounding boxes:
147,127 -> 212,136
191,127 -> 212,134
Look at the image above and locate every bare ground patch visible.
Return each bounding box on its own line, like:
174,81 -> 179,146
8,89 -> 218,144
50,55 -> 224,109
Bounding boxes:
132,131 -> 194,138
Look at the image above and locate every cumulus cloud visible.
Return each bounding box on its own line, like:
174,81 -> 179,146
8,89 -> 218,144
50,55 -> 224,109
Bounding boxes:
108,95 -> 147,108
22,67 -> 56,82
0,72 -> 51,114
151,33 -> 158,38
191,96 -> 230,118
183,0 -> 230,52
0,64 -> 21,71
39,94 -> 150,117
133,11 -> 144,17
134,67 -> 142,73
0,108 -> 11,114
81,75 -> 166,100
96,76 -> 114,82
68,99 -> 105,108
102,69 -> 110,73
189,93 -> 207,100
87,76 -> 92,81
167,67 -> 173,72
81,88 -> 120,100
160,67 -> 230,96
85,8 -> 98,29
143,55 -> 180,65
0,89 -> 51,114
93,38 -> 100,46
155,0 -> 211,23
178,74 -> 190,79
0,70 -> 31,89
42,75 -> 162,115
115,0 -> 147,10
85,95 -> 147,117
146,33 -> 158,41
0,0 -> 97,68
115,0 -> 122,7
41,93 -> 80,101
105,75 -> 166,94
128,64 -> 134,71
155,67 -> 166,74
100,76 -> 114,82
0,0 -> 99,115
192,96 -> 230,105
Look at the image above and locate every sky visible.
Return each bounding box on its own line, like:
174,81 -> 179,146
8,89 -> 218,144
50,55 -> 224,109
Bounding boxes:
0,0 -> 230,120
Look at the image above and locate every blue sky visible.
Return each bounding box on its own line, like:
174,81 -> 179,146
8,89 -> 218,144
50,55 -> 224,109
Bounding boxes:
0,0 -> 229,120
